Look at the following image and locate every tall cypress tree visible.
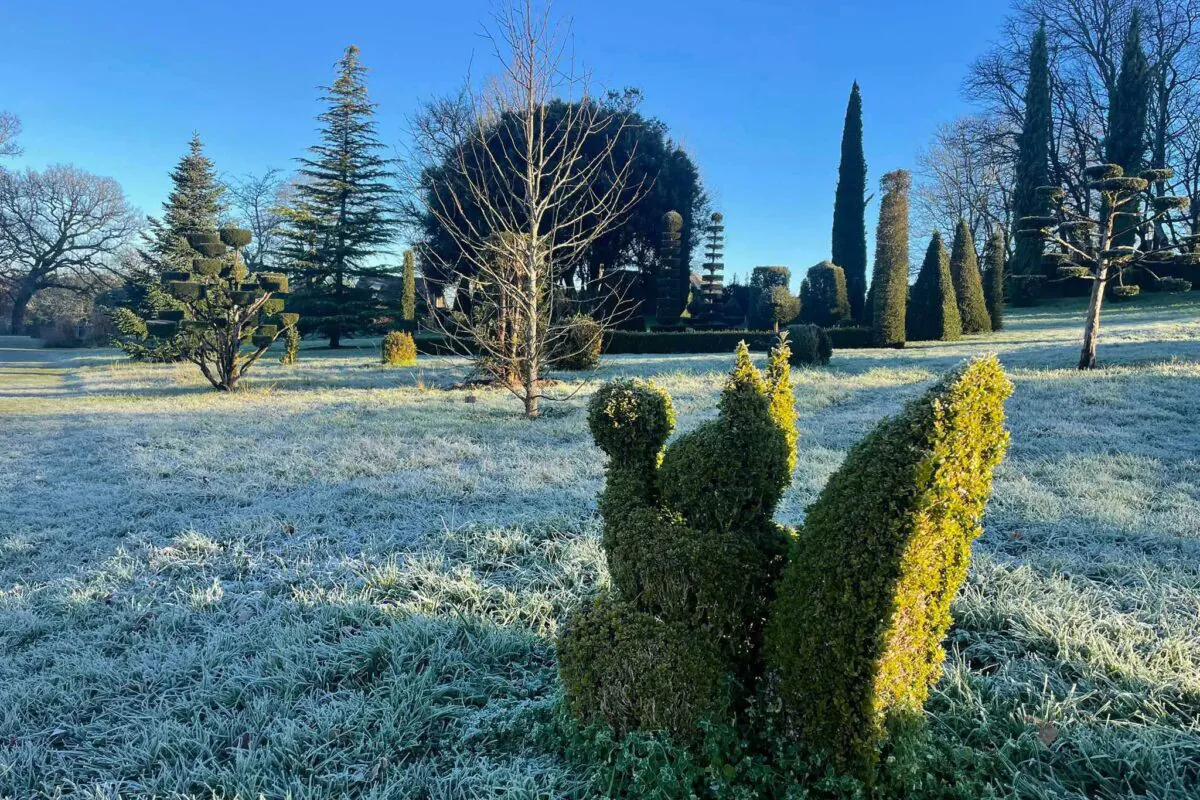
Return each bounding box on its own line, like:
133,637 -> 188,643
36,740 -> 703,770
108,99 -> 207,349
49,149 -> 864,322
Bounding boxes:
949,219 -> 991,334
982,230 -> 1005,331
281,45 -> 395,348
870,170 -> 910,348
401,249 -> 417,330
907,231 -> 962,342
1010,22 -> 1051,305
832,82 -> 868,322
1105,11 -> 1150,249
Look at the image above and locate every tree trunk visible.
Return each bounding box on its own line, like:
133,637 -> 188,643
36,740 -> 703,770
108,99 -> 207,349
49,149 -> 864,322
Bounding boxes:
1079,270 -> 1106,370
10,290 -> 32,334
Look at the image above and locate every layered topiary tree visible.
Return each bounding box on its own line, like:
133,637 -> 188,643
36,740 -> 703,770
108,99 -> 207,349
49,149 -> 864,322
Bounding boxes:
559,341 -> 797,740
655,210 -> 684,328
800,261 -> 851,327
907,232 -> 962,341
142,229 -> 298,391
949,219 -> 991,334
870,170 -> 910,347
766,355 -> 1012,778
699,212 -> 726,327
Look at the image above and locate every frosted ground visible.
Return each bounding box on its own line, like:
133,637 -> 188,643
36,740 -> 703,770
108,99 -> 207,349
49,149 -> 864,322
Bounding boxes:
1,295 -> 1199,798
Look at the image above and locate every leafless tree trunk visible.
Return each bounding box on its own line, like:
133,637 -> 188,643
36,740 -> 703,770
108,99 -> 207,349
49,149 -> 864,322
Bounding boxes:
423,0 -> 642,418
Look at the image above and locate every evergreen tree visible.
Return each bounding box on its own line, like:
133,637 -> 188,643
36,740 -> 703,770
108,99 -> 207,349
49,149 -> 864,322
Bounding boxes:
655,211 -> 684,327
1105,11 -> 1150,250
699,212 -> 726,327
982,230 -> 1005,331
1009,22 -> 1051,305
832,82 -> 868,322
949,219 -> 991,333
800,261 -> 851,327
401,249 -> 417,330
280,45 -> 395,348
908,231 -> 962,341
870,170 -> 910,348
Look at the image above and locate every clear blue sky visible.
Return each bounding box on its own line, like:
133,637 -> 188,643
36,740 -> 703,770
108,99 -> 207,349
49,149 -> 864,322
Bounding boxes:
2,0 -> 1010,286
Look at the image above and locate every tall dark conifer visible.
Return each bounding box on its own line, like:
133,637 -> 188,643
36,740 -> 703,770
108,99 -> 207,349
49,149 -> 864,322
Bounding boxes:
949,219 -> 991,334
907,231 -> 962,342
281,45 -> 395,348
870,170 -> 910,348
832,82 -> 868,322
1105,11 -> 1150,250
982,231 -> 1006,331
1010,23 -> 1051,305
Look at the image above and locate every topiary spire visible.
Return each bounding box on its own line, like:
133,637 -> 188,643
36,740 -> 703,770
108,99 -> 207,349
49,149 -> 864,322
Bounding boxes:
870,170 -> 910,347
949,219 -> 991,334
907,231 -> 962,341
832,82 -> 868,322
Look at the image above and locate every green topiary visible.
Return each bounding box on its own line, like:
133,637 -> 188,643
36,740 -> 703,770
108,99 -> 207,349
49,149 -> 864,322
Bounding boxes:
907,232 -> 962,341
551,313 -> 602,371
948,219 -> 992,334
1158,277 -> 1192,293
800,261 -> 851,327
786,323 -> 833,366
765,355 -> 1012,778
281,325 -> 300,365
381,330 -> 417,365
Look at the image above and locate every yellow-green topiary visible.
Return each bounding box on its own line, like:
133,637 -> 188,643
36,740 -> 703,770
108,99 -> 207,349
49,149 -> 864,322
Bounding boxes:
765,355 -> 1012,778
381,330 -> 417,366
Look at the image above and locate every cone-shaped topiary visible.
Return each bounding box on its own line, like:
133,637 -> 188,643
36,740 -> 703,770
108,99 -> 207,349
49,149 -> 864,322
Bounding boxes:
381,330 -> 417,365
800,261 -> 851,327
766,355 -> 1012,778
949,219 -> 992,334
870,170 -> 910,348
982,230 -> 1006,331
560,341 -> 797,740
907,232 -> 962,341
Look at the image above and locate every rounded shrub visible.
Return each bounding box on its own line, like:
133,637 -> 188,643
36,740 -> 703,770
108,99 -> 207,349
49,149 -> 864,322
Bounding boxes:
381,331 -> 417,366
219,227 -> 253,249
552,313 -> 602,371
786,323 -> 832,366
765,355 -> 1012,779
800,261 -> 851,327
587,379 -> 675,466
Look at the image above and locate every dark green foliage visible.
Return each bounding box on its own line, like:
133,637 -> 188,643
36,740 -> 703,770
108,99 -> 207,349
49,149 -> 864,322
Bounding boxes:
750,266 -> 790,291
401,249 -> 416,328
655,211 -> 685,327
560,343 -> 797,741
279,45 -> 396,348
800,261 -> 851,327
832,82 -> 868,322
756,285 -> 801,331
1110,284 -> 1141,300
982,231 -> 1005,331
870,170 -> 910,348
551,313 -> 602,371
1105,11 -> 1151,250
766,356 -> 1012,777
786,323 -> 832,366
698,213 -> 726,326
1158,277 -> 1192,293
907,232 -> 962,341
1010,23 -> 1051,304
381,330 -> 417,365
826,325 -> 872,349
948,220 -> 991,334
281,325 -> 300,365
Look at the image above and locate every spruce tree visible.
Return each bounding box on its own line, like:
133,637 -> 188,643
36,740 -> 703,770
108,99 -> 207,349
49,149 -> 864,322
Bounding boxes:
982,230 -> 1005,331
1104,11 -> 1150,250
1010,23 -> 1051,305
908,232 -> 962,341
870,170 -> 910,348
280,45 -> 395,348
832,82 -> 868,322
949,219 -> 991,334
401,249 -> 417,330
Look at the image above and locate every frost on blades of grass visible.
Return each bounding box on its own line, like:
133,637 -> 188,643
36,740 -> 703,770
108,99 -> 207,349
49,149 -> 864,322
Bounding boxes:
1,295 -> 1199,798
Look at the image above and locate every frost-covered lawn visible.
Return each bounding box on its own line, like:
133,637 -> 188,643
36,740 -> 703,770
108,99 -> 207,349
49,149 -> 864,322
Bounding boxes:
2,295 -> 1200,799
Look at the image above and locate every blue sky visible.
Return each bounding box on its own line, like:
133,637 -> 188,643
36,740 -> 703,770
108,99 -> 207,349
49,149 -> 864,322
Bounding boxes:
2,0 -> 1010,286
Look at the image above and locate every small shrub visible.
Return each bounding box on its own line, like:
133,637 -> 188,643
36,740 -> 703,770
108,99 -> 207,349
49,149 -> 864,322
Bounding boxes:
1110,284 -> 1141,301
281,326 -> 300,365
551,313 -> 602,370
766,355 -> 1012,778
1158,277 -> 1192,293
786,323 -> 833,366
381,330 -> 417,365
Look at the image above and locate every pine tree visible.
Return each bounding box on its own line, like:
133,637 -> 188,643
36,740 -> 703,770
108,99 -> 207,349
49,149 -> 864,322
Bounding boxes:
982,230 -> 1005,331
870,170 -> 910,348
401,249 -> 417,330
1105,11 -> 1150,250
280,45 -> 395,348
949,219 -> 991,333
1010,22 -> 1051,305
908,231 -> 962,341
832,82 -> 868,322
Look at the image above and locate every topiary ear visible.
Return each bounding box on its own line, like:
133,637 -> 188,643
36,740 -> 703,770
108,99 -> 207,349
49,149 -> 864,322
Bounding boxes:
718,341 -> 770,428
588,379 -> 675,465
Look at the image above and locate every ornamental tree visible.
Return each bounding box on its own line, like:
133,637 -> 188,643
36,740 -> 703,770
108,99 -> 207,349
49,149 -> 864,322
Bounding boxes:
143,228 -> 299,391
1017,165 -> 1191,369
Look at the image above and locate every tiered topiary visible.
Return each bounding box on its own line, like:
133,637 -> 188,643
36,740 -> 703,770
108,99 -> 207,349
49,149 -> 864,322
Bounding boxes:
766,355 -> 1012,778
907,231 -> 962,341
142,228 -> 299,391
655,210 -> 685,328
786,323 -> 833,366
551,313 -> 603,371
949,219 -> 992,334
699,212 -> 726,327
381,330 -> 417,365
800,261 -> 851,327
559,341 -> 797,740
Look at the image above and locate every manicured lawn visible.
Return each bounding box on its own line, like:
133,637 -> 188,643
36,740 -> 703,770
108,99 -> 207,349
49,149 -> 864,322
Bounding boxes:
2,296 -> 1199,798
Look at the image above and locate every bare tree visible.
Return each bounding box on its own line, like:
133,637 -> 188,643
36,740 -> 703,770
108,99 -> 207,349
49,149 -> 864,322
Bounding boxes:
423,0 -> 642,418
0,112 -> 20,158
0,165 -> 139,332
224,169 -> 297,271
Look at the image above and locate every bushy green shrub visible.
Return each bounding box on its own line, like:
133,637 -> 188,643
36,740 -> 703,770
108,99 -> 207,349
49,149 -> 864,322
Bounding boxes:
766,355 -> 1012,778
801,261 -> 852,327
756,285 -> 801,331
551,313 -> 602,370
381,330 -> 417,365
281,326 -> 300,365
786,323 -> 833,366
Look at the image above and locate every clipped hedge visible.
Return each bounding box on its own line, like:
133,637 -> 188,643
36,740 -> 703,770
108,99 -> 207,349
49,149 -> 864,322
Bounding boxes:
765,355 -> 1012,777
